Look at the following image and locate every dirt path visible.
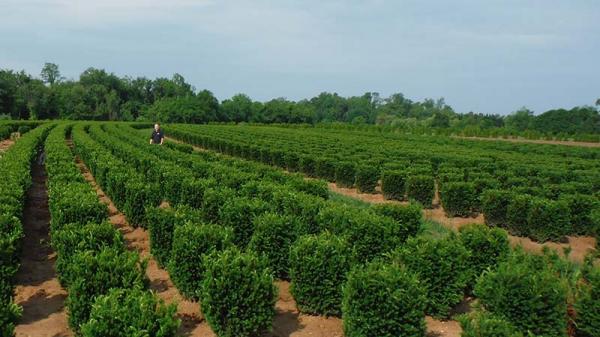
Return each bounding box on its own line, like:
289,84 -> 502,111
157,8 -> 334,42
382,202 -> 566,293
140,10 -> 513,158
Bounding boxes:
13,150 -> 72,337
0,138 -> 15,153
453,136 -> 600,148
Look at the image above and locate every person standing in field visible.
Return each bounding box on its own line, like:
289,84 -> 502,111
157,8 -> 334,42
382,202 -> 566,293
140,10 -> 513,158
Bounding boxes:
150,123 -> 164,145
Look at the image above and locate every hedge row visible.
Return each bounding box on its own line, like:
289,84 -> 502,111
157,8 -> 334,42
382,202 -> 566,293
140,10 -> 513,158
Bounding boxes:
0,124 -> 50,336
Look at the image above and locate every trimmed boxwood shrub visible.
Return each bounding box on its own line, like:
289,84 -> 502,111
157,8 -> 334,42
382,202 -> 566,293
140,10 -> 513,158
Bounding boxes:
284,152 -> 300,172
355,165 -> 379,193
575,267 -> 600,337
200,249 -> 276,337
481,190 -> 513,227
168,223 -> 234,300
315,157 -> 336,181
219,197 -> 271,247
145,207 -> 177,267
474,251 -> 568,337
52,222 -> 124,287
80,287 -> 180,337
248,213 -> 300,279
406,175 -> 435,207
202,187 -> 236,224
289,233 -> 351,316
527,198 -> 571,242
458,311 -> 523,337
48,183 -> 108,231
0,297 -> 21,337
560,194 -> 600,236
391,235 -> 470,318
65,247 -> 147,331
506,194 -> 531,236
342,261 -> 427,337
272,191 -> 324,235
286,177 -> 329,199
123,180 -> 160,227
371,203 -> 423,239
299,156 -> 317,177
440,181 -> 477,217
334,161 -> 356,188
458,223 -> 510,289
381,171 -> 406,201
179,177 -> 215,208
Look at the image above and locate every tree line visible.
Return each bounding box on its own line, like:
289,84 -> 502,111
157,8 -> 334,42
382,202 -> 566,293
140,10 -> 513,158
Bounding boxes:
1,63 -> 598,136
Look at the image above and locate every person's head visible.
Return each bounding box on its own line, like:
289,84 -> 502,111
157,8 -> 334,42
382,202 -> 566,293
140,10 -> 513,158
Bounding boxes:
154,123 -> 160,131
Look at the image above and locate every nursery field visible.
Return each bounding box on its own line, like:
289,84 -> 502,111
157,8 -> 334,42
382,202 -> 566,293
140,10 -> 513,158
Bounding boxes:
1,121 -> 599,337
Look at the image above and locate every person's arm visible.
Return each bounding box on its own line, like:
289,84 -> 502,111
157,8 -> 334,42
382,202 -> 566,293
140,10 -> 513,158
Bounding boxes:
150,131 -> 154,144
160,134 -> 164,145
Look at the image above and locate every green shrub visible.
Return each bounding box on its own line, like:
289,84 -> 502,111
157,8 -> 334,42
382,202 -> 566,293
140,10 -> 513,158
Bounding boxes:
272,191 -> 324,235
52,222 -> 124,287
506,194 -> 531,236
0,298 -> 21,337
202,187 -> 236,224
179,178 -> 215,208
481,190 -> 513,227
168,223 -> 234,300
315,157 -> 336,181
458,223 -> 510,289
299,156 -> 317,177
371,203 -> 422,239
334,161 -> 356,188
48,183 -> 107,231
527,198 -> 571,242
575,267 -> 600,337
406,175 -> 435,207
474,251 -> 568,337
286,177 -> 329,199
391,235 -> 470,318
65,247 -> 147,331
145,207 -> 177,267
289,233 -> 351,316
355,165 -> 379,193
219,197 -> 271,247
248,213 -> 299,279
200,249 -> 276,337
123,180 -> 160,227
381,170 -> 407,201
560,194 -> 600,236
80,287 -> 179,337
458,311 -> 523,337
342,261 -> 427,337
440,181 -> 477,217
284,152 -> 300,172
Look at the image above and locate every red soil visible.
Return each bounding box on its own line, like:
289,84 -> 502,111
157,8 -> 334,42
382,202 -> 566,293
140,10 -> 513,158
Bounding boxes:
0,138 -> 15,153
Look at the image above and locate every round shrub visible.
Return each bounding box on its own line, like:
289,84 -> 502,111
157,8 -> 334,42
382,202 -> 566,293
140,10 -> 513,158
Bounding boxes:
391,235 -> 470,318
248,213 -> 300,279
335,161 -> 356,188
65,247 -> 147,331
342,261 -> 427,337
272,191 -> 324,235
474,251 -> 568,337
80,287 -> 179,337
440,181 -> 477,217
381,170 -> 406,201
289,233 -> 351,316
355,165 -> 379,194
481,190 -> 513,227
168,223 -> 234,300
458,311 -> 523,337
527,198 -> 571,242
200,249 -> 276,337
406,175 -> 435,207
575,267 -> 600,337
458,223 -> 510,289
219,196 -> 271,247
371,203 -> 423,239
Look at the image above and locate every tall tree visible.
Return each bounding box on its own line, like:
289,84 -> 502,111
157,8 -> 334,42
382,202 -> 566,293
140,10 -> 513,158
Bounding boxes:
40,62 -> 61,85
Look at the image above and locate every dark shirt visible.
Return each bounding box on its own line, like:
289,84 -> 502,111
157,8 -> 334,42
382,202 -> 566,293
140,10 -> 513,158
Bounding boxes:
151,129 -> 164,144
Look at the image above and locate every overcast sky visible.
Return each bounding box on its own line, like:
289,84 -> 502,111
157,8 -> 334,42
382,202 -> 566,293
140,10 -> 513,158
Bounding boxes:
1,0 -> 598,115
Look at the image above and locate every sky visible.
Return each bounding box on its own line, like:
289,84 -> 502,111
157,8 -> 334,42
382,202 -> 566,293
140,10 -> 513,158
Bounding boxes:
1,0 -> 599,115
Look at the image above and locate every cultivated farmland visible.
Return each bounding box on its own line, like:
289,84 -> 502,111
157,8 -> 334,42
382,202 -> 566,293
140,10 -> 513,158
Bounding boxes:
1,121 -> 599,337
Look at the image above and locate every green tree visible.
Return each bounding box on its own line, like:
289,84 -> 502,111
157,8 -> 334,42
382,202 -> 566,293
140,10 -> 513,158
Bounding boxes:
40,62 -> 61,85
505,107 -> 534,131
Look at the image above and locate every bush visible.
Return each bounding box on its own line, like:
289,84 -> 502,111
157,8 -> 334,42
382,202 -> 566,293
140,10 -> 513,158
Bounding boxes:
406,175 -> 435,207
391,235 -> 470,318
65,247 -> 147,331
527,198 -> 571,242
289,233 -> 351,316
315,157 -> 336,181
48,183 -> 107,231
474,251 -> 568,337
299,156 -> 317,177
168,223 -> 234,300
334,161 -> 356,188
371,203 -> 422,239
219,197 -> 271,247
458,223 -> 510,289
506,194 -> 531,236
481,190 -> 513,227
248,213 -> 299,279
284,152 -> 300,172
458,311 -> 523,337
200,249 -> 276,337
355,165 -> 379,193
575,267 -> 600,337
272,191 -> 324,235
80,287 -> 179,337
178,178 -> 215,208
202,187 -> 235,224
381,170 -> 406,200
145,207 -> 177,267
560,194 -> 600,236
342,261 -> 427,337
0,298 -> 21,337
123,180 -> 160,227
440,182 -> 477,217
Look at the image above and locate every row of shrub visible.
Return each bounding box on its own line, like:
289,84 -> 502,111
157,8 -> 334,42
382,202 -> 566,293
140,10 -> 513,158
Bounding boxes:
0,124 -> 51,337
45,124 -> 180,336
